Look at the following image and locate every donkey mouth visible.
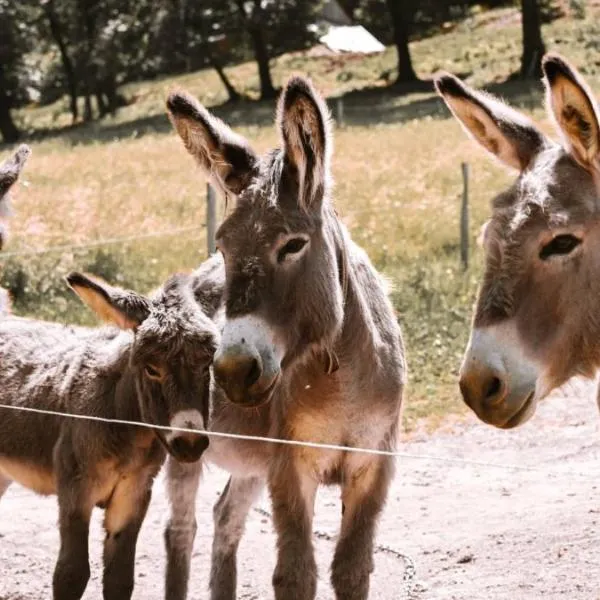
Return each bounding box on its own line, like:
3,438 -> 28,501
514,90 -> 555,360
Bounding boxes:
222,371 -> 281,409
500,392 -> 536,429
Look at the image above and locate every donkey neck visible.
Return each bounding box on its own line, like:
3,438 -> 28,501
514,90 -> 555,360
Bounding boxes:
326,210 -> 382,356
85,329 -> 143,423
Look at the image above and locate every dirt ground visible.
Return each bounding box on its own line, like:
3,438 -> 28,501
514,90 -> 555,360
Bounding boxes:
1,379 -> 599,600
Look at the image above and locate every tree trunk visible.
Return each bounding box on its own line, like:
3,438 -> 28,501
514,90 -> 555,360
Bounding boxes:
520,0 -> 546,78
249,25 -> 276,99
209,55 -> 240,102
385,0 -> 418,84
0,66 -> 20,143
236,0 -> 276,100
44,0 -> 79,122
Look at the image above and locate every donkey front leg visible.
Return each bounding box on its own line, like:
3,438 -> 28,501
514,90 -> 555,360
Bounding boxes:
53,481 -> 94,600
331,455 -> 394,600
102,471 -> 155,599
270,454 -> 319,600
164,455 -> 202,600
210,476 -> 264,600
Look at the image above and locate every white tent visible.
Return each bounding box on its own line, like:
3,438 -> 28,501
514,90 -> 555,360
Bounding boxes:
318,0 -> 385,54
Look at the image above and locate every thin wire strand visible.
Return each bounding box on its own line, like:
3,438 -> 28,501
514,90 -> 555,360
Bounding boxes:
0,225 -> 205,258
0,403 -> 596,481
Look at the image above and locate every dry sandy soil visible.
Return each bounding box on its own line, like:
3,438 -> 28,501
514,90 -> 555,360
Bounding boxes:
1,380 -> 599,600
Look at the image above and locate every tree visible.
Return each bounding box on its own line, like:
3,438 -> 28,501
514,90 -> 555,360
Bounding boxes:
0,0 -> 28,142
232,0 -> 320,101
520,0 -> 545,78
234,0 -> 276,100
42,0 -> 79,121
385,0 -> 418,84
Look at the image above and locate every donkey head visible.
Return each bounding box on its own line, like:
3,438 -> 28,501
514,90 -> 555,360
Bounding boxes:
436,54 -> 600,428
67,272 -> 219,461
0,144 -> 30,251
168,77 -> 344,407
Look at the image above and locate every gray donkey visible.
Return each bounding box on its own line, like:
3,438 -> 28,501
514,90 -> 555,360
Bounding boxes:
0,144 -> 30,313
163,76 -> 406,600
0,271 -> 219,600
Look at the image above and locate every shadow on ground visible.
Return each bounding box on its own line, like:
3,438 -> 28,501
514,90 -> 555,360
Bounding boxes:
5,76 -> 545,149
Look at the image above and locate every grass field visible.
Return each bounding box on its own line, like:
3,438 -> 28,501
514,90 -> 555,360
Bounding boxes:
2,5 -> 600,429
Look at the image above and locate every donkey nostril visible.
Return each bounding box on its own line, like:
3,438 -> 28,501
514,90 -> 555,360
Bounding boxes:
245,358 -> 261,388
171,437 -> 187,457
484,377 -> 502,399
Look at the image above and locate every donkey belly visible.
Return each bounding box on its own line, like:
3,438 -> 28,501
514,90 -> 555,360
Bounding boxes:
0,458 -> 56,495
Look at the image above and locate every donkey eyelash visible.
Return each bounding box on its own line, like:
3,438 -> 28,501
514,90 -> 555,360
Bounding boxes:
539,234 -> 582,260
144,364 -> 162,379
276,237 -> 309,263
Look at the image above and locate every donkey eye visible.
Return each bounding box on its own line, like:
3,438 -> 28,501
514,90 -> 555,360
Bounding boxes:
539,234 -> 582,260
277,237 -> 308,263
144,364 -> 162,380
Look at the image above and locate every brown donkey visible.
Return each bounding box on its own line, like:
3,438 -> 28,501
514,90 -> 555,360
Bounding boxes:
164,77 -> 406,600
0,144 -> 30,313
0,272 -> 218,599
436,53 -> 600,428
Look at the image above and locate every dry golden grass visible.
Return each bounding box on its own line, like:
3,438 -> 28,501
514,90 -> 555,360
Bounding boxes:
3,5 -> 600,430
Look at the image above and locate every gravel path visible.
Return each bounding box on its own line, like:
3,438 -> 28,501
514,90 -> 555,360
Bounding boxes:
1,380 -> 599,599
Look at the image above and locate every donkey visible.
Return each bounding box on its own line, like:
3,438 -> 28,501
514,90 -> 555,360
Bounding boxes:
0,144 -> 30,313
0,271 -> 218,600
435,53 -> 600,428
163,76 -> 406,600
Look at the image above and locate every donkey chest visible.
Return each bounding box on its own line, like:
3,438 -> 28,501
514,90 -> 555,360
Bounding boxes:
91,431 -> 162,507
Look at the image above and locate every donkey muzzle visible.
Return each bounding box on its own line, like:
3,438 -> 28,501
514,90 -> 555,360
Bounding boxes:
459,325 -> 538,429
213,343 -> 280,407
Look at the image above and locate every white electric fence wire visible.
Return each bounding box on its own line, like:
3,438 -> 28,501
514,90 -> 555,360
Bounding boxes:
0,403 -> 597,481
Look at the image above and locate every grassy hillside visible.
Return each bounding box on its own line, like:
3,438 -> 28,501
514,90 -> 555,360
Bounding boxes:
3,5 -> 600,429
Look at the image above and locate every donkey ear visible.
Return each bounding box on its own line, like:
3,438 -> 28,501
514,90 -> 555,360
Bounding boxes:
543,54 -> 600,171
66,272 -> 151,330
0,145 -> 31,204
167,91 -> 258,197
278,76 -> 332,210
435,74 -> 546,171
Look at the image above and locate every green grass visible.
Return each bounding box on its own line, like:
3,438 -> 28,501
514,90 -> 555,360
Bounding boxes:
3,5 -> 600,430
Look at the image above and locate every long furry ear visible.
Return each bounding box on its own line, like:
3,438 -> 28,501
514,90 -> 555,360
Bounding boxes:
435,74 -> 546,171
66,272 -> 151,330
0,145 -> 31,208
167,91 -> 258,198
278,76 -> 332,211
543,53 -> 600,172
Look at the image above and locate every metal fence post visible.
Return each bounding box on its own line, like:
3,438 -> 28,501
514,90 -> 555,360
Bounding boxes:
336,97 -> 344,127
460,162 -> 469,270
206,183 -> 217,256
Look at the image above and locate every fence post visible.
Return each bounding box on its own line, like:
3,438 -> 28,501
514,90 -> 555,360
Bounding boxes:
335,97 -> 344,127
460,162 -> 469,270
206,183 -> 217,256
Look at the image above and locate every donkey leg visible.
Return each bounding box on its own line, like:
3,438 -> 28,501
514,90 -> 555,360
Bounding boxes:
53,482 -> 94,600
164,455 -> 202,600
102,471 -> 154,600
330,455 -> 394,600
210,476 -> 264,600
270,457 -> 319,600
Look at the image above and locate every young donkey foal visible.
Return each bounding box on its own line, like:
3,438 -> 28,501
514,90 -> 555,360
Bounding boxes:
0,144 -> 31,314
165,76 -> 406,599
436,53 -> 600,428
0,272 -> 218,599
